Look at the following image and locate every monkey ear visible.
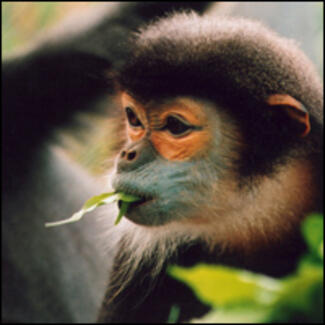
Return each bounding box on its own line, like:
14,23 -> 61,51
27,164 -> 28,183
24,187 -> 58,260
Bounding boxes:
266,94 -> 311,137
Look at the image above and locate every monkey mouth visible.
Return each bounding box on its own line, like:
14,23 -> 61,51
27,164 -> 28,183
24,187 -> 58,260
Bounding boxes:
117,197 -> 144,208
113,182 -> 155,216
117,194 -> 153,210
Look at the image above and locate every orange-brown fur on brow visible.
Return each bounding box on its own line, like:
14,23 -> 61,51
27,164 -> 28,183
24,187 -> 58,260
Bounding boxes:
150,98 -> 213,160
121,93 -> 215,160
150,130 -> 212,160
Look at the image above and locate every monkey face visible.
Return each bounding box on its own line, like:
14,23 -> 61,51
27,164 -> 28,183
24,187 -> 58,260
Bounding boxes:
112,93 -> 242,226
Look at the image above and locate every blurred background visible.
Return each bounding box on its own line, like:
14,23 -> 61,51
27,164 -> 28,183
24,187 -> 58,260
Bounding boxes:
2,2 -> 100,57
2,1 -> 323,77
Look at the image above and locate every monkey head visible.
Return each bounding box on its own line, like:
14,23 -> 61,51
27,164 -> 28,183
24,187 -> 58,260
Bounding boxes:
111,12 -> 323,248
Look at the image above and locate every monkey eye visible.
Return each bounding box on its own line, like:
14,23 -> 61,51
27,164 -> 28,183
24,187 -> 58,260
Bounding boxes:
125,107 -> 143,127
165,115 -> 193,137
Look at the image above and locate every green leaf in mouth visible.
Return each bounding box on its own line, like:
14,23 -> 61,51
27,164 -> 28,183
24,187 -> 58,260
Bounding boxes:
114,200 -> 129,226
45,192 -> 141,227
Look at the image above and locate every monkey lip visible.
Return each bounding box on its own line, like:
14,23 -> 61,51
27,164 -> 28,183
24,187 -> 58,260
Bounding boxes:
117,195 -> 153,210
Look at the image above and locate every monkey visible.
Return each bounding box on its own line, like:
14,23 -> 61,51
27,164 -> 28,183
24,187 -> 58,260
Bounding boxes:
97,12 -> 323,323
2,3 -> 212,323
2,3 -> 322,324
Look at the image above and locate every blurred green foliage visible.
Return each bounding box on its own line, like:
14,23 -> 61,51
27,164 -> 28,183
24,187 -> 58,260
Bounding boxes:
169,214 -> 324,323
2,2 -> 98,58
2,2 -> 56,56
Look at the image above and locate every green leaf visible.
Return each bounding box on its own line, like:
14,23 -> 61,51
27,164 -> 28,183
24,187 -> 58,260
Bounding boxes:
44,209 -> 86,227
45,191 -> 140,227
170,214 -> 324,323
267,265 -> 323,323
168,264 -> 281,308
319,240 -> 323,260
167,305 -> 180,324
83,192 -> 118,210
117,192 -> 142,203
301,214 -> 323,259
191,306 -> 270,323
114,200 -> 129,225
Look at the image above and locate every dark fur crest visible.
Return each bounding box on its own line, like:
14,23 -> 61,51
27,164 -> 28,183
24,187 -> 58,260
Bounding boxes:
119,12 -> 322,112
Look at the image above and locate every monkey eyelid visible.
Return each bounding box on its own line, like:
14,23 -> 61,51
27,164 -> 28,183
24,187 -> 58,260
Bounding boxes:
161,114 -> 202,138
166,113 -> 191,125
125,106 -> 144,128
163,113 -> 203,128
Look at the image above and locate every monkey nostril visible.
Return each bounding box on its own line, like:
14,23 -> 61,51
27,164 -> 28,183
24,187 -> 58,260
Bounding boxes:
127,151 -> 137,161
121,151 -> 126,158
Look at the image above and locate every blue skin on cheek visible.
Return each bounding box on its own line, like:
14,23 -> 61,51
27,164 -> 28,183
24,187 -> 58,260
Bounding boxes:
112,160 -> 200,226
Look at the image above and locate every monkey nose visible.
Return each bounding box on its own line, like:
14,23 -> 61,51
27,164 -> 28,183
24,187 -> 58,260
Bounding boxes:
117,140 -> 156,172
